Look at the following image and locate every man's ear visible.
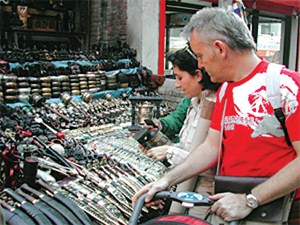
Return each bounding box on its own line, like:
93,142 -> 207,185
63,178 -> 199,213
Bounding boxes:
213,40 -> 227,58
195,69 -> 203,82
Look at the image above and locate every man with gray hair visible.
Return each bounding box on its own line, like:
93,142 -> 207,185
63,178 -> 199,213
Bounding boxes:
132,7 -> 300,224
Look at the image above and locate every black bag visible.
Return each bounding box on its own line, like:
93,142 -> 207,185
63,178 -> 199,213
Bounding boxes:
214,176 -> 294,223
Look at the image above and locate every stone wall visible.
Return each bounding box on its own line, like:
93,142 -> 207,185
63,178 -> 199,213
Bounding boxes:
158,78 -> 184,111
89,0 -> 127,48
126,0 -> 160,74
89,0 -> 160,74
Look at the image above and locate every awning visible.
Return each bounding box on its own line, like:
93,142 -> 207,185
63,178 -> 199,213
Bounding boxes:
201,0 -> 300,16
243,0 -> 300,16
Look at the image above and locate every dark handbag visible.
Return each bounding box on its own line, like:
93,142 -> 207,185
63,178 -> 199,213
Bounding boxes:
214,175 -> 294,223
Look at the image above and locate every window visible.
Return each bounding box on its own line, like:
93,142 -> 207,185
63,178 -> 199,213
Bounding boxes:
256,17 -> 283,63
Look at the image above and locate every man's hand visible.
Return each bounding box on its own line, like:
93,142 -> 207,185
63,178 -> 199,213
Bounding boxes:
132,178 -> 170,208
209,193 -> 253,221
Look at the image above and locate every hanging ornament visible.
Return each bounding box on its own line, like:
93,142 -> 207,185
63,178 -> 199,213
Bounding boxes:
17,5 -> 30,29
233,0 -> 248,24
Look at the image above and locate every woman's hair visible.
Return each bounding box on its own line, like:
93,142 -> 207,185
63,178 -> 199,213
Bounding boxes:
167,47 -> 221,92
183,7 -> 256,52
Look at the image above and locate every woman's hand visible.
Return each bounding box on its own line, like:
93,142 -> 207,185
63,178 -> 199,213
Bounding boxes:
138,144 -> 148,154
147,145 -> 169,161
142,118 -> 162,130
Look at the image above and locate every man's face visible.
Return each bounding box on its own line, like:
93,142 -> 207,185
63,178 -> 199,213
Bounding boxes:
189,30 -> 219,83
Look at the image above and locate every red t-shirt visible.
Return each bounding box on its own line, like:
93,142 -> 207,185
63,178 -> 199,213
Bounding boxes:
210,59 -> 300,199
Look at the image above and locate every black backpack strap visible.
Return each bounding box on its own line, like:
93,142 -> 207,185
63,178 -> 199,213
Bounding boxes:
274,108 -> 292,146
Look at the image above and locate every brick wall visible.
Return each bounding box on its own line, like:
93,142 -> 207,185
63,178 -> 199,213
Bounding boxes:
90,0 -> 127,48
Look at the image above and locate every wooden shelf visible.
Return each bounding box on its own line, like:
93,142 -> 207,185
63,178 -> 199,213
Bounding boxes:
9,28 -> 86,49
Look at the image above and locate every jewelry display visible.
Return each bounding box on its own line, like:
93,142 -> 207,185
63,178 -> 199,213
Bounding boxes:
0,88 -> 170,224
0,41 -> 170,224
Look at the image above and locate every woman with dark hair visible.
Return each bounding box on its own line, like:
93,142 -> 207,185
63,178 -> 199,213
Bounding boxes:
146,45 -> 221,218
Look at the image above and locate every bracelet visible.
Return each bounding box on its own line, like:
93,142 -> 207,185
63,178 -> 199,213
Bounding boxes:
159,120 -> 164,131
166,148 -> 173,161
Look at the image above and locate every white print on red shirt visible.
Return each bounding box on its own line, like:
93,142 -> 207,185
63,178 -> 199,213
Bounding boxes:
224,72 -> 298,138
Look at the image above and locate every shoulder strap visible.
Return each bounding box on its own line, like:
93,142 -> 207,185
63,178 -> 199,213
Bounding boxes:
266,63 -> 284,108
266,63 -> 291,146
216,99 -> 227,176
218,82 -> 228,102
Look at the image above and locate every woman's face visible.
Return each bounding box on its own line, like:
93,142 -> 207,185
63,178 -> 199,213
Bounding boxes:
174,66 -> 202,98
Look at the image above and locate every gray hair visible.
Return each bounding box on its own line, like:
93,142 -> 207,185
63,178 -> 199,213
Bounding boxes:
183,7 -> 256,52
